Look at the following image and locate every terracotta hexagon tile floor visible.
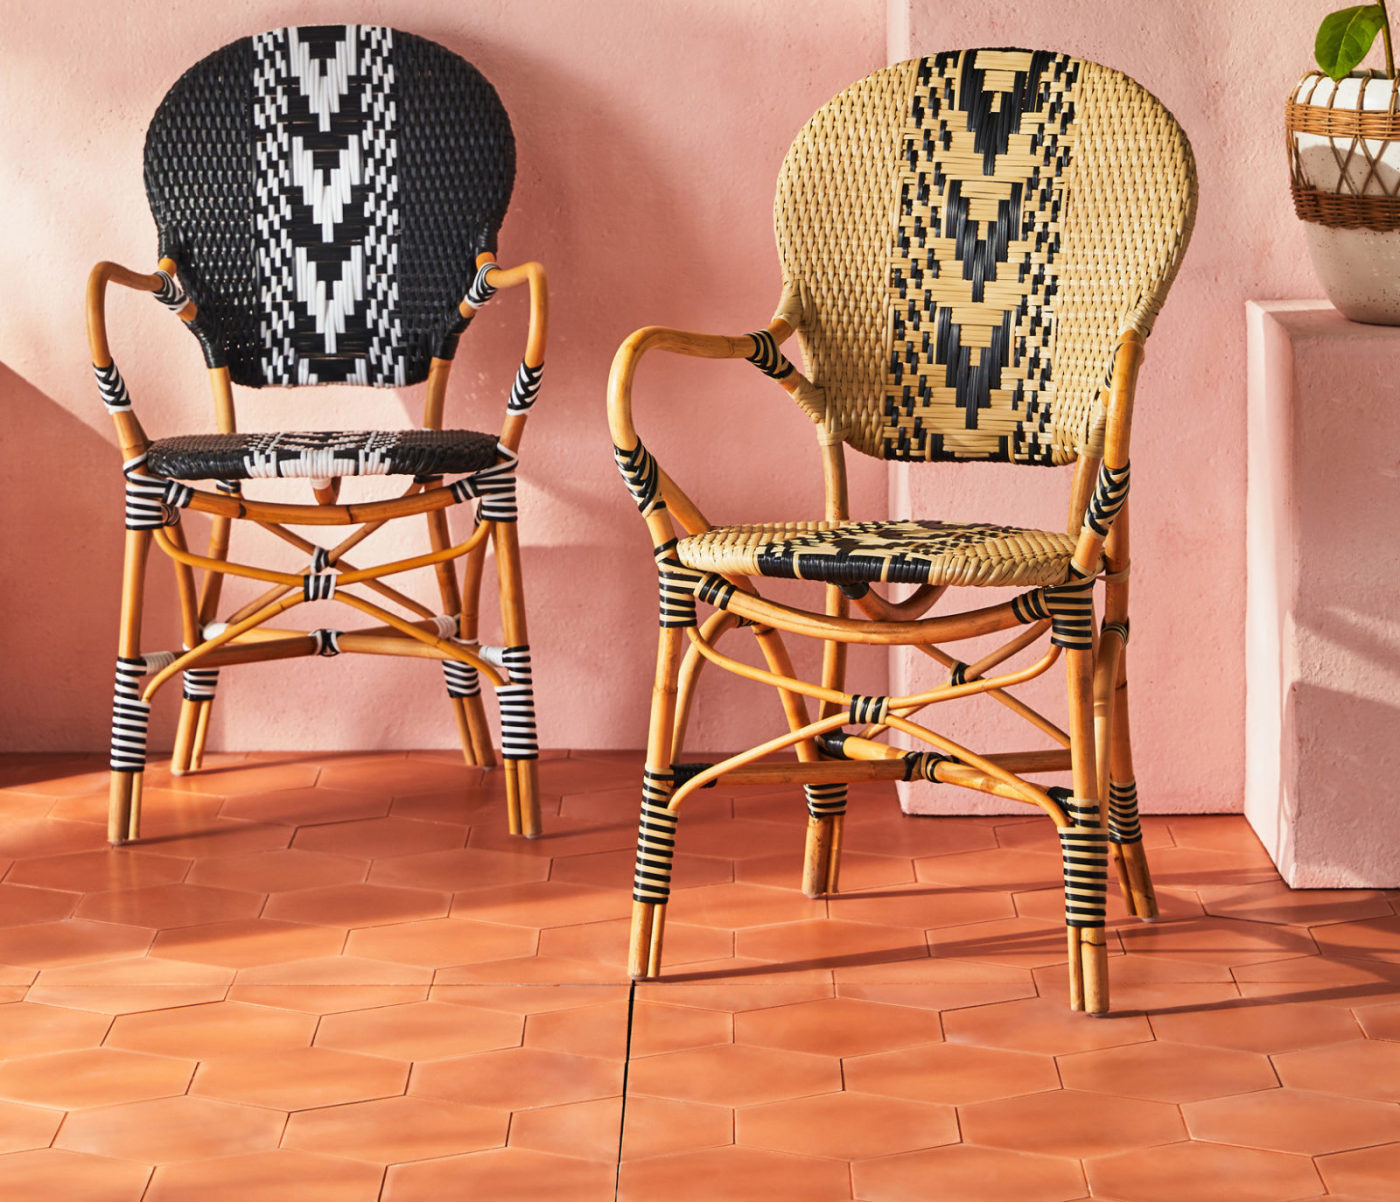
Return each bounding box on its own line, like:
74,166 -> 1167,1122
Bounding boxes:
1,749 -> 1398,1200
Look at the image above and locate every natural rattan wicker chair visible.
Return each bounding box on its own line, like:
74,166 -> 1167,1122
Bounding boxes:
92,25 -> 547,843
608,50 -> 1196,1014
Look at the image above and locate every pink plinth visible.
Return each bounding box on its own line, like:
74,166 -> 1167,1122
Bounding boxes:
1246,300 -> 1400,887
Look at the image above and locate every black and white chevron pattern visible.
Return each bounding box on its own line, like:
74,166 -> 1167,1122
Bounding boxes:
448,445 -> 518,522
442,658 -> 481,698
181,666 -> 219,701
497,644 -> 538,760
94,362 -> 132,413
1083,461 -> 1130,538
745,329 -> 795,380
252,25 -> 403,386
508,360 -> 544,411
123,455 -> 192,531
109,654 -> 174,772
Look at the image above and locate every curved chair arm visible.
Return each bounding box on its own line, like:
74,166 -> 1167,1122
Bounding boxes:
607,316 -> 823,545
87,258 -> 198,460
457,255 -> 548,453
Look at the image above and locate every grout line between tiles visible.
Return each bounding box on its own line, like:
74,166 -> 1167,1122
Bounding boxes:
614,979 -> 638,1200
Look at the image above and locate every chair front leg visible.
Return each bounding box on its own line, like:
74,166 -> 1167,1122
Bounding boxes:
803,583 -> 850,896
629,625 -> 685,980
454,537 -> 498,768
1109,646 -> 1157,919
426,505 -> 491,768
1064,645 -> 1110,1015
109,529 -> 153,844
492,520 -> 539,837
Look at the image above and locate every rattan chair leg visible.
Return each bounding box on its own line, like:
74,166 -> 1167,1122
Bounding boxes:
189,698 -> 213,770
1110,656 -> 1158,920
493,521 -> 539,837
172,700 -> 200,774
108,529 -> 152,845
458,540 -> 498,769
1065,646 -> 1110,1016
629,626 -> 684,980
426,505 -> 486,769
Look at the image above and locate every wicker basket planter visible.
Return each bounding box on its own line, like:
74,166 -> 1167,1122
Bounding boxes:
1288,70 -> 1400,323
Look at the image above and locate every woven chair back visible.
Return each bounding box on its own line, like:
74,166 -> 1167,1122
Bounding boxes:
145,25 -> 514,389
775,49 -> 1196,464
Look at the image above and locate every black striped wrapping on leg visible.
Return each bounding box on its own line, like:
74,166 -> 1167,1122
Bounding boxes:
1083,461 -> 1130,538
442,658 -> 481,698
1058,797 -> 1109,928
1108,779 -> 1142,844
745,330 -> 795,380
848,694 -> 890,724
448,444 -> 518,522
311,629 -> 342,657
614,441 -> 661,516
94,361 -> 132,412
123,455 -> 193,530
804,781 -> 848,818
507,360 -> 543,411
949,661 -> 969,686
110,657 -> 152,773
1014,570 -> 1095,650
633,770 -> 679,903
302,572 -> 337,601
497,644 -> 538,760
182,666 -> 220,701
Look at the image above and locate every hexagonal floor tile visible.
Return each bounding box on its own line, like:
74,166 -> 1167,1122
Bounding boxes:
0,1002 -> 114,1058
1274,1038 -> 1400,1101
833,955 -> 1036,1012
448,879 -> 632,928
524,999 -> 631,1060
385,1146 -> 617,1202
54,1095 -> 284,1162
619,1095 -> 732,1161
736,848 -> 915,892
344,916 -> 537,968
1117,916 -> 1317,967
106,1000 -> 317,1058
228,955 -> 431,1012
1317,1141 -> 1400,1196
842,816 -> 1001,860
618,1144 -> 853,1202
738,1090 -> 957,1159
0,1149 -> 152,1202
218,786 -> 390,826
508,1096 -> 623,1162
150,918 -> 345,968
553,847 -> 731,891
854,1143 -> 1085,1202
626,1043 -> 839,1107
828,883 -> 1015,930
1149,1000 -> 1362,1053
1312,915 -> 1400,963
629,1000 -> 733,1057
960,1087 -> 1186,1158
261,883 -> 450,927
924,915 -> 1081,970
368,846 -> 551,892
292,815 -> 466,859
665,882 -> 825,929
145,1148 -> 383,1202
1355,1000 -> 1400,1040
411,1046 -> 621,1110
734,996 -> 941,1057
942,996 -> 1152,1056
284,1095 -> 508,1163
844,1042 -> 1058,1105
73,883 -> 264,929
1085,1140 -> 1322,1202
0,1099 -> 63,1154
540,918 -> 732,970
0,919 -> 153,969
0,884 -> 76,927
1198,879 -> 1394,927
1056,1039 -> 1279,1103
316,1000 -> 522,1060
736,918 -> 927,971
192,1046 -> 407,1110
1184,1086 -> 1400,1154
26,956 -> 233,1013
185,848 -> 368,893
0,1047 -> 193,1109
3,848 -> 191,894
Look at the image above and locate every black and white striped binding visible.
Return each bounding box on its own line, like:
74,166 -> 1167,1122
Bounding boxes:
1011,571 -> 1095,650
1107,779 -> 1142,844
653,543 -> 699,628
152,270 -> 189,312
465,261 -> 498,308
109,652 -> 174,772
1083,461 -> 1129,538
614,441 -> 661,516
1059,808 -> 1109,928
123,455 -> 193,530
804,781 -> 848,818
442,658 -> 481,698
94,362 -> 132,412
849,694 -> 889,724
507,360 -> 543,411
745,329 -> 795,380
633,770 -> 678,903
311,628 -> 342,656
448,445 -> 518,522
497,644 -> 538,760
303,572 -> 337,601
181,666 -> 220,701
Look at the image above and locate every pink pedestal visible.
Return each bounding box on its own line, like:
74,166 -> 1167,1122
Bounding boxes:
1247,300 -> 1400,887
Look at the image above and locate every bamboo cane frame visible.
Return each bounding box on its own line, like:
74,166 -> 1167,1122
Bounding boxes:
92,251 -> 547,842
610,306 -> 1154,1014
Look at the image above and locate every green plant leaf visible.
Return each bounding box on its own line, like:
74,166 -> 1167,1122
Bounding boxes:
1316,5 -> 1387,79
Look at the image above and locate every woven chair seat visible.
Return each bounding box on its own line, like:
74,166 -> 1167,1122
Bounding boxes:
676,520 -> 1080,589
146,429 -> 500,481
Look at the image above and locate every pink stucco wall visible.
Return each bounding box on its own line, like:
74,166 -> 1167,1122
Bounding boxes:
0,0 -> 1340,818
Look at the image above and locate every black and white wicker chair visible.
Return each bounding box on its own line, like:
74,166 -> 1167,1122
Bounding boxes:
90,25 -> 547,843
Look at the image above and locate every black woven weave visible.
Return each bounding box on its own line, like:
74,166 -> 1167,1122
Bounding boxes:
144,25 -> 515,389
147,428 -> 499,480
